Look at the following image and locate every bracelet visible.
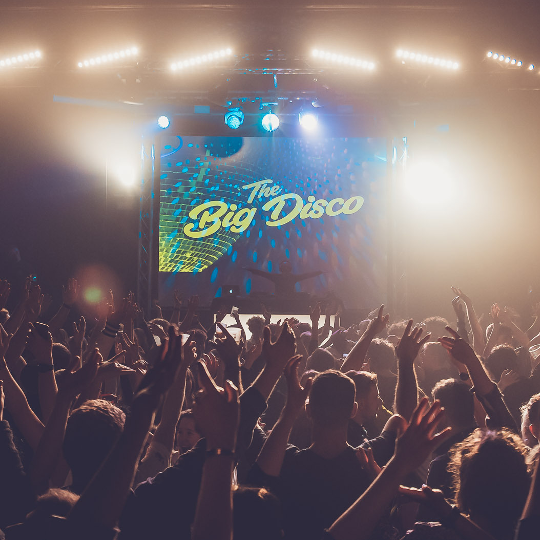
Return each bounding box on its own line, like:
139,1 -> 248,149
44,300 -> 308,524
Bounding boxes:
102,321 -> 121,338
440,505 -> 461,529
206,448 -> 235,458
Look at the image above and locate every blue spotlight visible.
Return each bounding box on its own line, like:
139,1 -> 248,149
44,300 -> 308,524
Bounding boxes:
157,115 -> 170,129
224,108 -> 244,129
262,113 -> 279,132
299,112 -> 318,131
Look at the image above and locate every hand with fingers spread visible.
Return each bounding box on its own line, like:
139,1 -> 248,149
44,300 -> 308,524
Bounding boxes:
451,286 -> 472,307
262,321 -> 297,371
62,277 -> 80,308
366,305 -> 389,336
121,332 -> 140,367
498,368 -> 520,392
438,326 -> 477,367
193,361 -> 239,452
394,398 -> 452,472
396,320 -> 431,365
214,323 -> 243,389
57,349 -> 101,403
283,355 -> 313,417
70,316 -> 86,356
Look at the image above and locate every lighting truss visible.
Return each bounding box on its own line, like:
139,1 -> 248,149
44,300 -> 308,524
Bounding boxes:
486,51 -> 522,67
77,47 -> 138,68
311,49 -> 375,71
170,48 -> 233,71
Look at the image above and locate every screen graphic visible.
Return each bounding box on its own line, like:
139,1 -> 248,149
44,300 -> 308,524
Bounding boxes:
159,136 -> 387,309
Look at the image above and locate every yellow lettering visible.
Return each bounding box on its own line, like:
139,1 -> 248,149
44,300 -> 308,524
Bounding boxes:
308,199 -> 327,219
183,201 -> 227,238
231,208 -> 257,233
326,197 -> 345,216
263,193 -> 304,226
341,196 -> 364,215
242,180 -> 273,203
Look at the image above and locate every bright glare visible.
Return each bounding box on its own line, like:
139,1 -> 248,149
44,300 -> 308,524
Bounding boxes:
404,161 -> 455,205
110,163 -> 137,187
299,112 -> 318,131
487,51 -> 493,57
311,48 -> 375,71
170,47 -> 233,72
262,113 -> 280,132
84,287 -> 102,304
157,115 -> 170,129
399,50 -> 459,70
529,64 -> 535,70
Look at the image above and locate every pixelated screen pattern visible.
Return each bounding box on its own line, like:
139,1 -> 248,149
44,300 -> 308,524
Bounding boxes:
158,136 -> 387,308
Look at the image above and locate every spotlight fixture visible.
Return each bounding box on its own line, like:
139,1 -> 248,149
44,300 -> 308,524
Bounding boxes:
0,50 -> 42,68
262,113 -> 279,132
171,48 -> 233,71
529,64 -> 535,71
77,47 -> 138,68
396,49 -> 459,70
312,48 -> 375,71
157,115 -> 170,129
224,108 -> 244,129
299,112 -> 318,131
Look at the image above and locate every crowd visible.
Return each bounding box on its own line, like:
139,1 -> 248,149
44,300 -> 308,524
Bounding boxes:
1,274 -> 540,540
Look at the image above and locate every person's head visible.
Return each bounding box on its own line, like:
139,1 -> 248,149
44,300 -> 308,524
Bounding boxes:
306,370 -> 357,428
449,429 -> 530,540
421,316 -> 449,341
346,371 -> 380,423
485,345 -> 518,382
419,342 -> 449,372
366,339 -> 396,374
247,316 -> 266,340
233,486 -> 283,540
432,379 -> 475,431
63,400 -> 125,493
486,323 -> 514,348
279,260 -> 292,274
306,348 -> 336,373
51,343 -> 72,371
329,330 -> 351,355
175,410 -> 201,453
521,393 -> 540,447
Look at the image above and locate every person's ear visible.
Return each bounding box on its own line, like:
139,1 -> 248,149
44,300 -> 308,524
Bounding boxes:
350,401 -> 358,418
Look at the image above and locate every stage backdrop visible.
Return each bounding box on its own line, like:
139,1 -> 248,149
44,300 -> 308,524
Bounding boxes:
158,135 -> 387,309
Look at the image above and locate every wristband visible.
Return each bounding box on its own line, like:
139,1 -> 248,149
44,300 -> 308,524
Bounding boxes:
102,321 -> 121,338
440,504 -> 461,529
36,363 -> 55,373
206,448 -> 235,458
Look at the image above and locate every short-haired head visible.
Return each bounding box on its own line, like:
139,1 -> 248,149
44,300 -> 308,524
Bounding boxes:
307,370 -> 357,427
432,378 -> 475,429
367,339 -> 396,373
306,348 -> 336,373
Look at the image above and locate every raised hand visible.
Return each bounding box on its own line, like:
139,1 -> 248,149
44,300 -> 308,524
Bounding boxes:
215,305 -> 228,324
57,349 -> 100,401
215,323 -> 243,364
71,316 -> 86,352
310,302 -> 321,325
498,369 -> 520,392
25,282 -> 43,321
395,320 -> 431,364
262,321 -> 296,370
96,360 -> 135,381
366,305 -> 389,336
62,277 -> 80,307
490,303 -> 501,324
451,286 -> 472,307
121,332 -> 140,367
0,280 -> 11,310
356,446 -> 382,481
193,361 -> 239,452
394,398 -> 452,472
283,355 -> 313,415
451,296 -> 466,320
27,323 -> 53,364
439,326 -> 477,367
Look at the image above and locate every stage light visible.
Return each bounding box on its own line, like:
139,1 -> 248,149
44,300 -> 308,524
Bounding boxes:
224,108 -> 244,129
398,50 -> 459,70
404,161 -> 455,205
109,162 -> 137,187
505,57 -> 510,63
157,115 -> 170,129
0,50 -> 43,69
262,113 -> 279,132
493,53 -> 499,59
487,51 -> 493,57
511,59 -> 516,65
170,47 -> 233,72
299,112 -> 318,131
77,46 -> 138,68
499,55 -> 504,62
517,61 -> 523,67
529,64 -> 535,70
313,48 -> 376,71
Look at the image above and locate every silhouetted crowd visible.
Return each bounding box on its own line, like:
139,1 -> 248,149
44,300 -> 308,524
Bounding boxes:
1,276 -> 540,540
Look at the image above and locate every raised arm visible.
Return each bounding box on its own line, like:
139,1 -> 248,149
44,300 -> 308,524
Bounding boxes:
394,320 -> 430,421
255,355 -> 312,476
341,305 -> 389,372
48,278 -> 79,341
191,362 -> 240,540
452,288 -> 485,355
